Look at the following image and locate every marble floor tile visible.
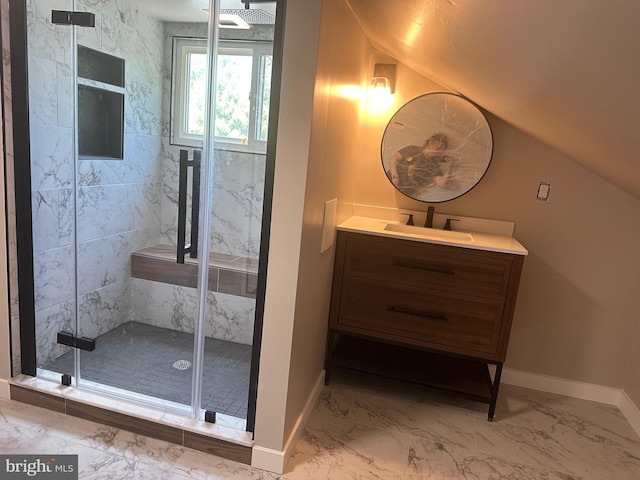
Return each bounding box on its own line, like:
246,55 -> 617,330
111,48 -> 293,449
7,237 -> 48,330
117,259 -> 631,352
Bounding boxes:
302,413 -> 412,479
170,449 -> 279,479
134,461 -> 193,480
279,434 -> 332,480
404,437 -> 583,480
472,384 -> 640,479
2,371 -> 640,479
495,383 -> 639,441
314,379 -> 357,420
346,389 -> 477,450
0,420 -> 50,454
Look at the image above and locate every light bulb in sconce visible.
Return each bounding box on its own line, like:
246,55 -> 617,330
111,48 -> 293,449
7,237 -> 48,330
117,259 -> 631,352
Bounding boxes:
371,63 -> 396,93
366,63 -> 395,113
369,76 -> 391,94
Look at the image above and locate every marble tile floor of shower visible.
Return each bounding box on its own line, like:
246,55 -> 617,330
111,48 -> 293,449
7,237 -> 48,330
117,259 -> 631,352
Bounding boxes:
2,369 -> 640,479
41,321 -> 251,419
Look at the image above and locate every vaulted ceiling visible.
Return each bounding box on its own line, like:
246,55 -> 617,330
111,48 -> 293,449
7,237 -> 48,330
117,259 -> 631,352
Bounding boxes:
346,0 -> 640,200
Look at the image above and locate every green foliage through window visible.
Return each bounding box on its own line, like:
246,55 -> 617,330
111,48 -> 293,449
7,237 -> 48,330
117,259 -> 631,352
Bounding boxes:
171,38 -> 272,153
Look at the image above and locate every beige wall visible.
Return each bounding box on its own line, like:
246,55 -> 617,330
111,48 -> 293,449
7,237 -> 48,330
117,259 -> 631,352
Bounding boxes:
309,0 -> 640,405
284,0 -> 370,439
255,0 -> 380,452
624,330 -> 640,404
472,119 -> 640,388
253,0 -> 324,452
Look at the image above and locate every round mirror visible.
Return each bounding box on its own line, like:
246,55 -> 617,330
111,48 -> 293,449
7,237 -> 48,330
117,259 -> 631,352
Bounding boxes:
381,92 -> 493,203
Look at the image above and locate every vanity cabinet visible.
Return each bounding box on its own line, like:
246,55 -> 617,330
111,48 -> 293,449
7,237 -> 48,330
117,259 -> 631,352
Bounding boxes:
324,230 -> 525,420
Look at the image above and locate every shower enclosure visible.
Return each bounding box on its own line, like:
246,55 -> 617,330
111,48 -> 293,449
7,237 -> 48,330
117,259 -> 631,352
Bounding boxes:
19,0 -> 276,431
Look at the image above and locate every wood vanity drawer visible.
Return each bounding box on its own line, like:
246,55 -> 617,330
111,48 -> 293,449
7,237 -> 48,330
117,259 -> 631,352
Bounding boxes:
342,233 -> 512,298
326,227 -> 526,416
336,276 -> 505,356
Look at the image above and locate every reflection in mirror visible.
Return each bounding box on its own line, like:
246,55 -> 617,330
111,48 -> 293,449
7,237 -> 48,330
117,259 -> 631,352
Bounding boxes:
381,92 -> 493,203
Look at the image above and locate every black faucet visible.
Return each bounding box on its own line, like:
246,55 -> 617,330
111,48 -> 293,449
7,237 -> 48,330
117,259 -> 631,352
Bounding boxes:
424,206 -> 435,228
401,213 -> 414,225
443,218 -> 460,230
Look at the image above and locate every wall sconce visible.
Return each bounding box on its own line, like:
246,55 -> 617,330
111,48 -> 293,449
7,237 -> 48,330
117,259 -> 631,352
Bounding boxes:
370,63 -> 396,94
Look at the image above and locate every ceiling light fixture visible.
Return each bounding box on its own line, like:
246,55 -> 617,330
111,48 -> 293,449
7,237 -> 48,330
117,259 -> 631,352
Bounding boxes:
201,10 -> 251,29
240,0 -> 276,9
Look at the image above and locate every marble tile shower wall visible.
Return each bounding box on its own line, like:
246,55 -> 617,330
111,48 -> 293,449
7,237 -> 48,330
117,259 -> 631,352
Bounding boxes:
26,10 -> 265,364
131,279 -> 256,345
28,0 -> 165,366
158,145 -> 266,261
140,22 -> 267,344
159,23 -> 265,261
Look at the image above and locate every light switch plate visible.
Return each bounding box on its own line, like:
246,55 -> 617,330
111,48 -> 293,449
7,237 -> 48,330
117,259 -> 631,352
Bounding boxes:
537,182 -> 551,201
321,199 -> 337,253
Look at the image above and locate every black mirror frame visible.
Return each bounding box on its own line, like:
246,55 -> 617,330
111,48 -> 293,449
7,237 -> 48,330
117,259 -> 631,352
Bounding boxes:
381,92 -> 493,203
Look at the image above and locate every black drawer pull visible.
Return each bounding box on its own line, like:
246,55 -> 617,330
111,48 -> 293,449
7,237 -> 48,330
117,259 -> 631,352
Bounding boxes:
392,260 -> 455,275
388,306 -> 448,322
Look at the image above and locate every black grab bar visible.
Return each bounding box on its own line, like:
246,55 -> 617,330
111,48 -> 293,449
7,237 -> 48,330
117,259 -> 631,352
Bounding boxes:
177,149 -> 201,264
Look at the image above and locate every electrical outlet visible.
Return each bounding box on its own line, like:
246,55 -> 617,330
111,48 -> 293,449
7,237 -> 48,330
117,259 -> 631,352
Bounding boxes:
537,182 -> 551,201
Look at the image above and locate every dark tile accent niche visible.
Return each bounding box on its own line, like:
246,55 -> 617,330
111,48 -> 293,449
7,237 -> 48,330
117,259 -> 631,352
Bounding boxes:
78,45 -> 125,87
77,46 -> 125,160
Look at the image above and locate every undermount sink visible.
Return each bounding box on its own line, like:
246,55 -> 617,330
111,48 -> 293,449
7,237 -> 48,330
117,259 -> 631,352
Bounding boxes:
384,223 -> 474,242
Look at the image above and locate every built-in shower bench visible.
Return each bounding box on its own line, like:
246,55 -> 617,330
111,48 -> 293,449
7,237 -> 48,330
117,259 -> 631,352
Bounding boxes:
131,244 -> 258,299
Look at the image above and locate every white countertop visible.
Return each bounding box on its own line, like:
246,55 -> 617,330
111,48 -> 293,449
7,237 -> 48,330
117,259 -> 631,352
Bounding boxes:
337,216 -> 528,256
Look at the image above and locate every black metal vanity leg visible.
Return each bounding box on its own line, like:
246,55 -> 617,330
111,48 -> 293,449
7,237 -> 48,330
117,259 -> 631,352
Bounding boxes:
488,362 -> 504,421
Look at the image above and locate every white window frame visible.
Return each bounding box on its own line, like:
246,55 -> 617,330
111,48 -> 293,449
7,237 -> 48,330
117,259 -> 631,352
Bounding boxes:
170,37 -> 272,154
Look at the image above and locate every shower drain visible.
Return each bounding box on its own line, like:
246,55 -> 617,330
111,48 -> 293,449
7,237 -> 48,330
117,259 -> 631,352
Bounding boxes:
172,360 -> 192,371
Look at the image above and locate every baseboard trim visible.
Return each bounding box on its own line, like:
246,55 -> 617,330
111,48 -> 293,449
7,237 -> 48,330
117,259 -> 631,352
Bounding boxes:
501,368 -> 640,436
251,370 -> 325,474
502,368 -> 640,439
617,391 -> 640,439
0,378 -> 9,399
251,445 -> 285,474
502,367 -> 623,405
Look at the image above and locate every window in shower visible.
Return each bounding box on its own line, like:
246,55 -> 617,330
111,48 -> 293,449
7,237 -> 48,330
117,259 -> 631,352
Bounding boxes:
171,37 -> 272,153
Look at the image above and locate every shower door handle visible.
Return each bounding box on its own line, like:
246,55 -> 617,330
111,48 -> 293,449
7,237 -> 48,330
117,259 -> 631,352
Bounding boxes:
51,10 -> 96,27
177,149 -> 202,264
57,331 -> 96,352
190,151 -> 201,260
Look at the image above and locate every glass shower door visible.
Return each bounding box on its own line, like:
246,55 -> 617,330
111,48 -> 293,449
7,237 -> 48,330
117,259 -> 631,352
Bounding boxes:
28,0 -> 78,387
73,2 -> 196,410
27,0 -> 272,428
199,36 -> 273,425
29,0 -> 207,413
